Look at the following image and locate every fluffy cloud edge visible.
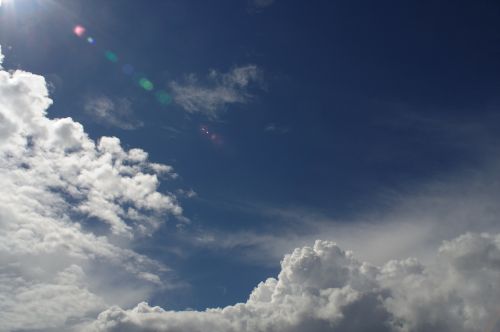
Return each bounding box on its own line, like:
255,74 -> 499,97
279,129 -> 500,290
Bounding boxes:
0,46 -> 185,330
88,232 -> 500,332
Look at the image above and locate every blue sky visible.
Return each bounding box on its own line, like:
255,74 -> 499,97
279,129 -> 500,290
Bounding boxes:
2,1 -> 500,330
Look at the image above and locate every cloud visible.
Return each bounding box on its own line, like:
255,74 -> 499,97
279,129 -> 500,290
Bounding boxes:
265,123 -> 291,134
187,145 -> 500,266
89,233 -> 500,332
0,47 -> 183,330
169,65 -> 262,118
85,96 -> 143,130
0,46 -> 4,67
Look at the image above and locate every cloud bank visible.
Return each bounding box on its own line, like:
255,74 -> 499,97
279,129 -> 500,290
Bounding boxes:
170,65 -> 262,118
0,47 -> 182,331
90,233 -> 500,332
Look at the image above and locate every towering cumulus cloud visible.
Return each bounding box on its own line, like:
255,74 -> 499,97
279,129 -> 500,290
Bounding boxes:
0,47 -> 181,330
90,234 -> 500,332
1,47 -> 500,332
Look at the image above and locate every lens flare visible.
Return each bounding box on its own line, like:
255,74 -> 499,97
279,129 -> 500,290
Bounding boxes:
200,125 -> 223,145
73,25 -> 86,37
104,51 -> 118,63
139,78 -> 154,91
72,24 -> 174,108
122,64 -> 134,75
155,91 -> 172,105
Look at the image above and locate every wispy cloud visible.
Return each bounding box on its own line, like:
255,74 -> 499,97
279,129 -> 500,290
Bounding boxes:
185,152 -> 500,266
265,123 -> 291,134
170,65 -> 262,118
84,96 -> 143,130
0,46 -> 4,67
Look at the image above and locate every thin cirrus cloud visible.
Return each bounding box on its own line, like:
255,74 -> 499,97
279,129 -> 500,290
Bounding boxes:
169,65 -> 262,118
85,96 -> 143,130
2,47 -> 500,331
188,148 -> 500,268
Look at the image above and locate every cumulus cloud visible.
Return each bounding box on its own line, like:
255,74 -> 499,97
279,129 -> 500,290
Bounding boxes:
85,96 -> 143,130
0,47 -> 182,330
169,65 -> 262,118
89,233 -> 500,332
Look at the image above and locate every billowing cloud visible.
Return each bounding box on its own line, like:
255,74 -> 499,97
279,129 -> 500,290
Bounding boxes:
0,47 -> 182,330
85,96 -> 143,130
170,65 -> 262,118
89,233 -> 500,332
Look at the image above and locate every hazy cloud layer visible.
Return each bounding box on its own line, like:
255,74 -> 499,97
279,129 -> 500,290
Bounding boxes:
170,65 -> 262,118
0,47 -> 181,331
85,96 -> 143,130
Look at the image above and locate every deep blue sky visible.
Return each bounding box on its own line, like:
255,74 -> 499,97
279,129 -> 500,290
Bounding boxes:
2,0 -> 500,310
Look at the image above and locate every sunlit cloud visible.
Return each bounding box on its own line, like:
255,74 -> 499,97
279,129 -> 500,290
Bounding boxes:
84,95 -> 144,130
0,47 -> 184,330
170,65 -> 263,118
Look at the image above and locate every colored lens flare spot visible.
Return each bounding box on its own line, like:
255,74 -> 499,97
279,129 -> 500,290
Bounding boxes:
155,91 -> 172,105
122,64 -> 134,75
87,37 -> 95,44
105,51 -> 118,63
139,78 -> 154,91
73,25 -> 86,37
200,125 -> 223,145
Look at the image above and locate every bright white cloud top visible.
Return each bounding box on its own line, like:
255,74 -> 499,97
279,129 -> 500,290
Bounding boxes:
0,47 -> 181,331
91,234 -> 500,332
1,47 -> 500,332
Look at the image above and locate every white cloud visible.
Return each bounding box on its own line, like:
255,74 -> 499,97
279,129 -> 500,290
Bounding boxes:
85,96 -> 143,130
0,47 -> 183,330
0,46 -> 4,67
265,123 -> 291,134
170,65 -> 262,117
89,233 -> 500,332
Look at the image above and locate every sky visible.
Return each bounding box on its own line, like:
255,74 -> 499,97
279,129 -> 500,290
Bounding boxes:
1,0 -> 500,331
